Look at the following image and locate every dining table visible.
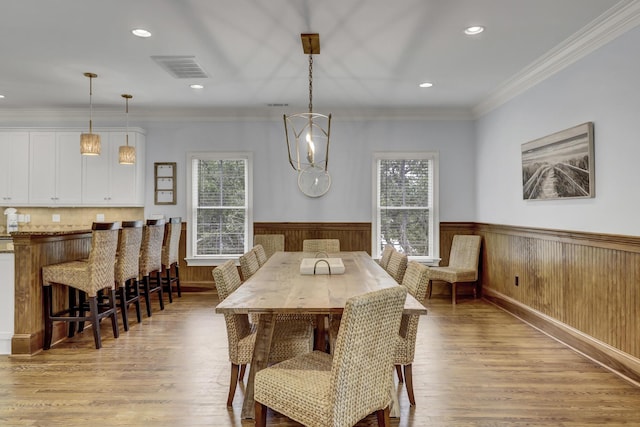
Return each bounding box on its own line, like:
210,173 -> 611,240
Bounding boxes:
214,250 -> 428,419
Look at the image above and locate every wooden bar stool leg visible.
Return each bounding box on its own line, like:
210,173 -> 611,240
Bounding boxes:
175,264 -> 182,297
165,268 -> 173,303
88,296 -> 102,349
396,365 -> 404,383
156,271 -> 165,311
118,285 -> 129,332
108,289 -> 119,339
43,285 -> 53,350
77,291 -> 87,332
67,286 -> 77,337
142,275 -> 152,317
131,278 -> 142,323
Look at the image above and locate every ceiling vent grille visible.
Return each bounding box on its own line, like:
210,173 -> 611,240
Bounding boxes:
151,55 -> 209,79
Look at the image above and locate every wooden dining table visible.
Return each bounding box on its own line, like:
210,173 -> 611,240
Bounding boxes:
214,251 -> 428,419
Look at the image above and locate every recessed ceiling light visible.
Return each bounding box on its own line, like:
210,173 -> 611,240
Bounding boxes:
132,28 -> 152,38
190,84 -> 204,89
0,95 -> 5,99
419,82 -> 433,88
464,26 -> 484,35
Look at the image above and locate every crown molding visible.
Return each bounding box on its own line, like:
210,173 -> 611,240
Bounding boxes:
0,105 -> 475,124
473,0 -> 640,118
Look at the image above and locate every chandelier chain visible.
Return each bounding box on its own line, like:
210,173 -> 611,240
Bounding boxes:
308,53 -> 313,113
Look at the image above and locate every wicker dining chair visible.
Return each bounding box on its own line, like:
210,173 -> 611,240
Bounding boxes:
253,234 -> 285,259
378,245 -> 394,270
428,235 -> 482,304
212,260 -> 314,407
114,220 -> 143,331
395,261 -> 429,406
385,249 -> 408,284
139,219 -> 165,317
302,239 -> 340,253
254,285 -> 407,427
42,222 -> 120,350
253,244 -> 268,267
239,249 -> 260,281
161,217 -> 182,303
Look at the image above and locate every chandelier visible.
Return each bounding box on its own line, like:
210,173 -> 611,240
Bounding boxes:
284,33 -> 332,198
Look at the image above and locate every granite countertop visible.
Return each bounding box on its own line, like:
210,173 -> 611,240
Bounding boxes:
10,229 -> 91,237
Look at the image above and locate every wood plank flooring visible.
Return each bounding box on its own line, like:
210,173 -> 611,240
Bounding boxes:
0,291 -> 639,426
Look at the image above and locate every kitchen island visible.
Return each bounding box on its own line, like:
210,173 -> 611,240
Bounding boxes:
11,229 -> 92,355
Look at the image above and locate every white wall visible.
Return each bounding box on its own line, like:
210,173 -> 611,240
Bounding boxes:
475,26 -> 640,235
141,117 -> 476,223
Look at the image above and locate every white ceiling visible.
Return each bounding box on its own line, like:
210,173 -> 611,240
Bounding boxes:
0,0 -> 637,118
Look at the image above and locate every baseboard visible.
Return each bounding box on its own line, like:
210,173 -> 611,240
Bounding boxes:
483,287 -> 640,387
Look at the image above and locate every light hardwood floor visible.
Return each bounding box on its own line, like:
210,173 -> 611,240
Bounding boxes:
0,291 -> 639,426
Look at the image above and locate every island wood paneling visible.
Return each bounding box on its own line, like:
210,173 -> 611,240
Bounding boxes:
12,231 -> 92,355
472,222 -> 640,384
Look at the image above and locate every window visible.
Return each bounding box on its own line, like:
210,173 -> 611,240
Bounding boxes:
373,152 -> 439,262
186,152 -> 252,265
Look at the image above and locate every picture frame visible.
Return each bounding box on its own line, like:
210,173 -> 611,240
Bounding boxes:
521,122 -> 594,200
154,162 -> 177,205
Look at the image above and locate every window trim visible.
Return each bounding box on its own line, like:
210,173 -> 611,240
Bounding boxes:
371,151 -> 440,264
185,151 -> 253,266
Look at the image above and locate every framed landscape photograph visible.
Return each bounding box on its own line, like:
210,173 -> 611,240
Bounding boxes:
521,122 -> 594,200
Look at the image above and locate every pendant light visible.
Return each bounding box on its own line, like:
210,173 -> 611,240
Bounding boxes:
80,72 -> 101,155
119,94 -> 135,164
284,33 -> 332,197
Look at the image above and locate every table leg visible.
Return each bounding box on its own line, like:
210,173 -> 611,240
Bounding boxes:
314,314 -> 327,351
241,313 -> 276,419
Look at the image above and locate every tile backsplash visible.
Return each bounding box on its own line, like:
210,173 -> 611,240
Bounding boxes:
0,207 -> 145,233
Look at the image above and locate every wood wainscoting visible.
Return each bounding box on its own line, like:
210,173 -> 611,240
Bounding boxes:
178,222 -> 372,291
472,222 -> 640,385
254,222 -> 371,252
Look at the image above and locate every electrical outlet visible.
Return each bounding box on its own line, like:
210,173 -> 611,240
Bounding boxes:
96,214 -> 105,222
18,214 -> 25,223
515,276 -> 519,286
24,214 -> 30,223
52,214 -> 60,223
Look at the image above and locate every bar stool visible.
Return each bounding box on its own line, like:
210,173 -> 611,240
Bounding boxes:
42,222 -> 120,350
114,220 -> 143,331
139,219 -> 165,317
161,217 -> 182,302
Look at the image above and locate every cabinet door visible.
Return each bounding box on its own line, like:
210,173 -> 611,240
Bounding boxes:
82,131 -> 111,204
108,131 -> 138,205
82,132 -> 139,205
55,132 -> 83,205
0,132 -> 30,204
29,132 -> 57,204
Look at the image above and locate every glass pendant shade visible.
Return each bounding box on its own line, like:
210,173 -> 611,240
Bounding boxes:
284,33 -> 332,173
81,72 -> 101,155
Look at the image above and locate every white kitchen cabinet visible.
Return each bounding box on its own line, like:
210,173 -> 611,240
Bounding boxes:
0,132 -> 30,205
82,131 -> 145,206
29,131 -> 83,205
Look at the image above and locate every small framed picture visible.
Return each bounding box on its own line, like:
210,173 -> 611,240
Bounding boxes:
155,162 -> 177,205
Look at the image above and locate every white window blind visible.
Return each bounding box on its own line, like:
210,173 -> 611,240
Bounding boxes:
186,152 -> 252,264
373,153 -> 438,261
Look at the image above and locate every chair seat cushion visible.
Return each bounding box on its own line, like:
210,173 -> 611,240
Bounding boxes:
255,351 -> 333,426
428,266 -> 477,283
